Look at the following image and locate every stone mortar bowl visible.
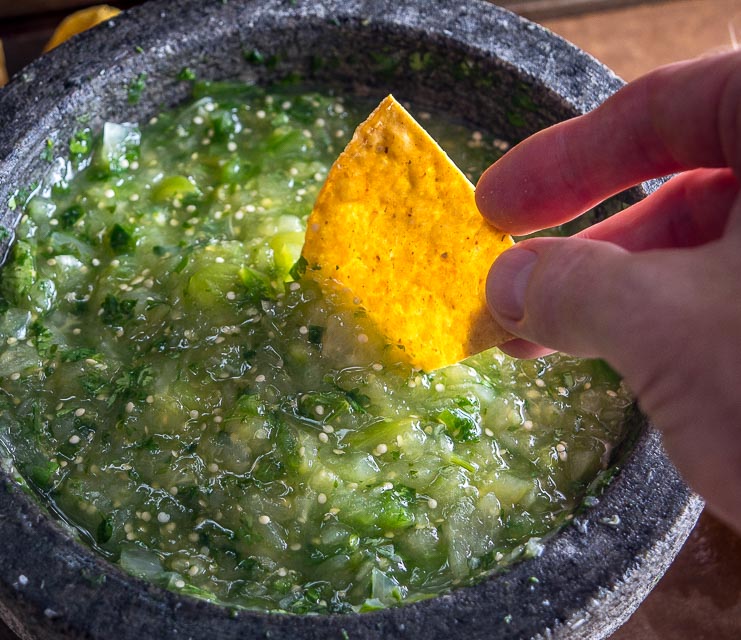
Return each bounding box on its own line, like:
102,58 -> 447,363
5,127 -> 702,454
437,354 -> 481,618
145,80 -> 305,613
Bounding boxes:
0,1 -> 703,639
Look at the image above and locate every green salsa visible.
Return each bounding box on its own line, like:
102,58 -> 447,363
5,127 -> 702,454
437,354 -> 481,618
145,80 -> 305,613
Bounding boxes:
0,84 -> 632,613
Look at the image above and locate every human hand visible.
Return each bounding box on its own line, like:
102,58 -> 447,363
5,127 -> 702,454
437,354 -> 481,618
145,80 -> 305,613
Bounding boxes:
476,51 -> 741,533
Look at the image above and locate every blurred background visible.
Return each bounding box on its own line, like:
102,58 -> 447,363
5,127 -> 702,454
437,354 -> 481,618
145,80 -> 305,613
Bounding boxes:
2,0 -> 740,82
1,1 -> 740,638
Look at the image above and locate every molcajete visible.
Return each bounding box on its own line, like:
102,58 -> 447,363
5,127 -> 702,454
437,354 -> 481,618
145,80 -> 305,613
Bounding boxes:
0,1 -> 702,639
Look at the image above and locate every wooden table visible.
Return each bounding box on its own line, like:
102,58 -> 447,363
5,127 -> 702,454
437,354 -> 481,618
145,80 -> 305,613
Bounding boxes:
1,1 -> 740,638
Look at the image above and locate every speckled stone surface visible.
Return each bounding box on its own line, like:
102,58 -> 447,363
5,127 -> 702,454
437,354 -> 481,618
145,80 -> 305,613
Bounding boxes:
0,1 -> 702,639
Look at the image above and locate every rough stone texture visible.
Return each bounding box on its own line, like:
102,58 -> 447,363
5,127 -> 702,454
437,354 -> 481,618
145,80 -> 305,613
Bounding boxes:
0,1 -> 702,639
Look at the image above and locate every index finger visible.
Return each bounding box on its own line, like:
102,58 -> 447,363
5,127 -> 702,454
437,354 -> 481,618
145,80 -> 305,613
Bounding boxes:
476,50 -> 741,235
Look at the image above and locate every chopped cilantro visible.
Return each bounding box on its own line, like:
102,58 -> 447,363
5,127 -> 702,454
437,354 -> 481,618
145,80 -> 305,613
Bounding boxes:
69,128 -> 92,158
307,325 -> 324,345
40,138 -> 55,163
178,67 -> 197,81
100,294 -> 137,326
79,370 -> 109,396
7,186 -> 35,213
29,321 -> 56,359
61,348 -> 99,363
437,395 -> 482,442
112,364 -> 154,403
60,204 -> 84,229
288,255 -> 307,281
108,223 -> 135,254
28,459 -> 59,490
243,48 -> 265,65
128,73 -> 148,105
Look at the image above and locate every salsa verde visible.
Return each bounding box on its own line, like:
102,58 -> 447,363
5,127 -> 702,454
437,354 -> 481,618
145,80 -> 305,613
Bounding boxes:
0,83 -> 632,613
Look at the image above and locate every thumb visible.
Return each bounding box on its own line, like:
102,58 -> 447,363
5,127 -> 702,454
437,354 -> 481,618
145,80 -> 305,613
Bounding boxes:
486,237 -> 698,383
487,236 -> 741,532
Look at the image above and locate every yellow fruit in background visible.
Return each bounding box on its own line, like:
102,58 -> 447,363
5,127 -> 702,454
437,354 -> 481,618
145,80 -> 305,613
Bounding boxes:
43,5 -> 121,52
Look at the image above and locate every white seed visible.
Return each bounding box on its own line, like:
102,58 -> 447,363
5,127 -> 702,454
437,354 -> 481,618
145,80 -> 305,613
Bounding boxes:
74,408 -> 86,417
317,493 -> 327,504
157,512 -> 170,523
258,515 -> 271,525
428,498 -> 438,509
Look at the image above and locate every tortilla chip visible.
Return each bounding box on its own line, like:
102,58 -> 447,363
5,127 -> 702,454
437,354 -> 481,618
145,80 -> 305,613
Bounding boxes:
44,5 -> 121,52
302,95 -> 514,371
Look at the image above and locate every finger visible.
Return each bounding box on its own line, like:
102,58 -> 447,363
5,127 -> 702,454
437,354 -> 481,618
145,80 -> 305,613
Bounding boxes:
485,236 -> 724,375
577,168 -> 739,250
476,51 -> 741,235
497,338 -> 554,359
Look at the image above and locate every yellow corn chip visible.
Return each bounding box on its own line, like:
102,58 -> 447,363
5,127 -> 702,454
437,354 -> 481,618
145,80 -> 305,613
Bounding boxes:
44,5 -> 121,53
302,95 -> 514,371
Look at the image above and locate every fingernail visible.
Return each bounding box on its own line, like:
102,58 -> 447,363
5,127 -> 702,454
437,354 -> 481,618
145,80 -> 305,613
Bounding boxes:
487,248 -> 537,322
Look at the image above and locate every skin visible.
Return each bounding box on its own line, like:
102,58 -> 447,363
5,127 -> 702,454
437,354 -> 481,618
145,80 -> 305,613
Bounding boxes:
476,51 -> 741,534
